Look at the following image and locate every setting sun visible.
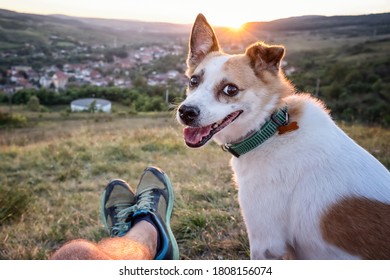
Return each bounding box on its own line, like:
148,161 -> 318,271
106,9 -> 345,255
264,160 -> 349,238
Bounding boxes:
228,24 -> 246,33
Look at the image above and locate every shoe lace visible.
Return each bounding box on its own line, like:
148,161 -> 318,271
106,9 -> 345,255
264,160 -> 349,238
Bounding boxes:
111,190 -> 154,236
110,202 -> 132,236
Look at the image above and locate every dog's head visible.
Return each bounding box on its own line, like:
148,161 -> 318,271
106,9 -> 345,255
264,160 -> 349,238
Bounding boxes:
177,14 -> 293,148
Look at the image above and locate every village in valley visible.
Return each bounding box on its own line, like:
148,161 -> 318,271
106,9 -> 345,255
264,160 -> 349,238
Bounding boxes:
0,9 -> 304,113
0,42 -> 188,95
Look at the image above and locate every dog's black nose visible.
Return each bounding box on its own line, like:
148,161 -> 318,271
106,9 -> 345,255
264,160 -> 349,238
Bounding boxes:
178,105 -> 200,125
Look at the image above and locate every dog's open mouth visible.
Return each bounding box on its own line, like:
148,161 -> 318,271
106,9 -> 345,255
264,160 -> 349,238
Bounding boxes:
183,110 -> 243,148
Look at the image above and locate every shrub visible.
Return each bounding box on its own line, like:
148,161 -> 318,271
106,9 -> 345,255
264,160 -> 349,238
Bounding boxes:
0,111 -> 28,128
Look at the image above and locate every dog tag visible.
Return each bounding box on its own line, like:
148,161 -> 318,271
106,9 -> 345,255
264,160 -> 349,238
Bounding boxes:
278,121 -> 299,135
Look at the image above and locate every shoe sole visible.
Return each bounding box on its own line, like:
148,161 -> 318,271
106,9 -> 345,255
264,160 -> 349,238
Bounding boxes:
147,167 -> 180,260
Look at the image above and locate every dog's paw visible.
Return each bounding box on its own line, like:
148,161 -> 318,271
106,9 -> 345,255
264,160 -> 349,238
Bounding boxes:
263,247 -> 296,260
251,248 -> 283,260
264,249 -> 280,259
252,244 -> 296,260
282,244 -> 296,260
264,249 -> 292,260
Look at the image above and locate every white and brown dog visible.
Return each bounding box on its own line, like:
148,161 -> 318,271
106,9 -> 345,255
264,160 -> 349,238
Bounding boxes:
177,14 -> 390,259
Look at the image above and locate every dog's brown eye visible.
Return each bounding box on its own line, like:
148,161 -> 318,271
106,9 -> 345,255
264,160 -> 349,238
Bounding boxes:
223,84 -> 239,96
189,76 -> 199,87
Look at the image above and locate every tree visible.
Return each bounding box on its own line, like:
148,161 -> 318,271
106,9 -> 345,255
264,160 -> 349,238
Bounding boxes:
88,100 -> 97,113
26,95 -> 41,111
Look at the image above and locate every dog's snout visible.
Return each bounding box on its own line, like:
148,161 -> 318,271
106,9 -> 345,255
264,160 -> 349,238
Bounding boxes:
178,105 -> 200,125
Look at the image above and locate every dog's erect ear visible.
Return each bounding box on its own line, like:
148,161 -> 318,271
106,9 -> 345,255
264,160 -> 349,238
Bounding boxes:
187,14 -> 220,70
246,43 -> 285,75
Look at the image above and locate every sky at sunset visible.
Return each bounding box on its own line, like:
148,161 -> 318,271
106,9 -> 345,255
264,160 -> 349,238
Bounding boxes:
0,0 -> 389,28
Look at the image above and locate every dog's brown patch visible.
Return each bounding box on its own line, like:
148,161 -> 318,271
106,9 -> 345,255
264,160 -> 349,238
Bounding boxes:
221,55 -> 294,102
210,55 -> 258,103
287,99 -> 303,121
223,55 -> 258,85
228,56 -> 295,99
245,42 -> 285,74
321,197 -> 390,259
284,95 -> 307,123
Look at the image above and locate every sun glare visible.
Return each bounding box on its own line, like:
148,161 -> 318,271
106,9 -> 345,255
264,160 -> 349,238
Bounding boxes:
226,20 -> 245,30
210,16 -> 247,30
226,23 -> 245,33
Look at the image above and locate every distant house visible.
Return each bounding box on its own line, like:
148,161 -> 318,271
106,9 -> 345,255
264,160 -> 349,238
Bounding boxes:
70,98 -> 111,113
11,66 -> 32,74
39,76 -> 52,88
52,71 -> 68,90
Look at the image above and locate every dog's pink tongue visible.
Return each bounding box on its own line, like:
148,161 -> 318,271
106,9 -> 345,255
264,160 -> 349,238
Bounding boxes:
183,125 -> 212,144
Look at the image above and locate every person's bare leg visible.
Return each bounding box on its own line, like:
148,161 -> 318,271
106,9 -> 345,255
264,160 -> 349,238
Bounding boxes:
98,221 -> 157,260
50,221 -> 157,260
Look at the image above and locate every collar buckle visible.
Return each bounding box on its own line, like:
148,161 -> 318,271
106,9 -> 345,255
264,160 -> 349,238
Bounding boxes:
270,107 -> 289,126
222,144 -> 240,158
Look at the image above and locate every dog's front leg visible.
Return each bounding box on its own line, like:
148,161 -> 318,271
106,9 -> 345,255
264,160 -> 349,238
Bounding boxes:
242,206 -> 292,259
239,185 -> 293,260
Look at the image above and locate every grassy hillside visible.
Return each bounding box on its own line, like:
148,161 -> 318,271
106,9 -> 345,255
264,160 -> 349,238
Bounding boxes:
0,9 -> 108,48
0,9 -> 188,49
0,112 -> 388,260
1,9 -> 389,50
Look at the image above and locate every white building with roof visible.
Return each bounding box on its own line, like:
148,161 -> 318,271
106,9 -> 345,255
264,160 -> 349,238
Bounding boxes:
70,98 -> 111,113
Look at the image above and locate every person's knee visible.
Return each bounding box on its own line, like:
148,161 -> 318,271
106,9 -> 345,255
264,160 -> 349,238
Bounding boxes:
50,239 -> 109,260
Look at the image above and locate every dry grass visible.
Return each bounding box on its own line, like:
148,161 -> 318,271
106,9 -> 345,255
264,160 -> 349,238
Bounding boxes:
0,114 -> 248,259
0,113 -> 388,260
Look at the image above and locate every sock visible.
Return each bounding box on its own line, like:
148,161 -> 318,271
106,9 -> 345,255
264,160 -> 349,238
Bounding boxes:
132,213 -> 161,254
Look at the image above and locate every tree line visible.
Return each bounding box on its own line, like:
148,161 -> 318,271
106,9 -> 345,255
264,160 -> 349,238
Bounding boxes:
0,84 -> 183,113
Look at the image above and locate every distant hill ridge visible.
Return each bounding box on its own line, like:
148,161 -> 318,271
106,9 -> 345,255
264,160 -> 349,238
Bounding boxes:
244,13 -> 390,31
0,9 -> 389,49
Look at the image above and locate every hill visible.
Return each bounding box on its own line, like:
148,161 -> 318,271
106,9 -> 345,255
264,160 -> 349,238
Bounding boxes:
244,13 -> 390,32
52,14 -> 192,34
0,9 -> 389,50
0,9 -> 190,49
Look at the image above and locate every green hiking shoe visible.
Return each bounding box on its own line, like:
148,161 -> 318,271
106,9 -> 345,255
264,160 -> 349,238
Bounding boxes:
101,179 -> 135,237
125,167 -> 179,260
100,168 -> 179,259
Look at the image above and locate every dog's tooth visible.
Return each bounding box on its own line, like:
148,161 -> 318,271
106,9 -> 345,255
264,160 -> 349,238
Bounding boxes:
212,123 -> 218,129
